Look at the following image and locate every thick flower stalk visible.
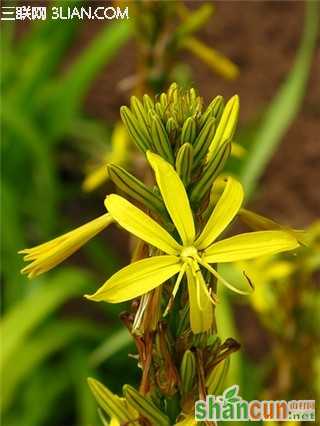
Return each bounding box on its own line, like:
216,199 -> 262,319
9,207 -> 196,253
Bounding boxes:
20,84 -> 302,425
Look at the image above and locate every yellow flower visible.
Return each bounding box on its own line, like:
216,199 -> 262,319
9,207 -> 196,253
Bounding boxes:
86,152 -> 299,334
82,123 -> 129,192
19,214 -> 113,278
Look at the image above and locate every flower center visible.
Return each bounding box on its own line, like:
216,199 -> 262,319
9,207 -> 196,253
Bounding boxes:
180,245 -> 198,261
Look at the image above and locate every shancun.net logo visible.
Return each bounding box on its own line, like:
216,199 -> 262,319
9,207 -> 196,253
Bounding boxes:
195,385 -> 315,422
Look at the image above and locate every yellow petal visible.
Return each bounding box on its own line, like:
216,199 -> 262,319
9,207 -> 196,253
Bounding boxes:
204,231 -> 299,263
186,264 -> 213,334
85,256 -> 180,303
239,208 -> 308,245
195,176 -> 243,250
182,36 -> 239,81
147,151 -> 195,245
105,194 -> 181,255
20,214 -> 113,278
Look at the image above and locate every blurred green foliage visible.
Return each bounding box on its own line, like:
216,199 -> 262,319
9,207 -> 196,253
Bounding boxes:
1,4 -> 133,425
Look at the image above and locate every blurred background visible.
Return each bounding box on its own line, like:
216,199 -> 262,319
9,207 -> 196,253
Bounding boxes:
1,1 -> 319,425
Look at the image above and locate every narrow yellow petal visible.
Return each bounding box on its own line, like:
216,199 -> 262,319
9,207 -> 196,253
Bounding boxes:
20,214 -> 113,278
105,194 -> 181,255
239,208 -> 308,245
195,176 -> 243,250
182,37 -> 239,80
85,256 -> 181,303
147,151 -> 195,245
204,231 -> 299,263
186,264 -> 213,334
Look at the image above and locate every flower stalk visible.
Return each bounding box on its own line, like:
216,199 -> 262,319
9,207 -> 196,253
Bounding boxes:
19,84 -> 302,425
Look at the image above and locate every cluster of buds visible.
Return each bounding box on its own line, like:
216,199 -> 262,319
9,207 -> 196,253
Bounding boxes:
119,83 -> 238,210
20,84 -> 301,425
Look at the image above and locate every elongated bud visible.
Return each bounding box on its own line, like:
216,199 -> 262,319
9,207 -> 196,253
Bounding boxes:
87,378 -> 132,423
123,385 -> 170,426
167,82 -> 178,98
206,95 -> 239,162
198,95 -> 224,129
166,117 -> 178,141
180,117 -> 197,145
206,358 -> 230,395
190,140 -> 231,205
160,93 -> 168,108
143,94 -> 154,111
130,96 -> 150,130
193,117 -> 216,167
107,164 -> 165,214
175,143 -> 194,186
209,95 -> 225,119
150,114 -> 174,164
155,102 -> 165,121
180,350 -> 196,395
120,106 -> 151,153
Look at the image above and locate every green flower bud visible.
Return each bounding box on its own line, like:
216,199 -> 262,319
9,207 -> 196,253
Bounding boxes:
150,113 -> 174,164
206,95 -> 239,162
198,95 -> 224,129
120,106 -> 151,153
123,384 -> 170,426
190,140 -> 231,205
180,117 -> 197,145
175,143 -> 194,186
206,358 -> 230,395
193,117 -> 216,167
107,164 -> 165,214
143,94 -> 154,111
180,350 -> 196,395
87,378 -> 130,423
130,96 -> 150,131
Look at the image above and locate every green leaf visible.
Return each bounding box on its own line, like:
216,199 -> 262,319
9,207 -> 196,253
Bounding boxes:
47,21 -> 132,139
1,319 -> 101,413
239,0 -> 319,198
89,328 -> 132,367
0,267 -> 93,368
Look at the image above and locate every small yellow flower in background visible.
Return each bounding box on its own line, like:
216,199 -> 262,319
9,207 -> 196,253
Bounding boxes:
82,123 -> 129,192
85,153 -> 299,333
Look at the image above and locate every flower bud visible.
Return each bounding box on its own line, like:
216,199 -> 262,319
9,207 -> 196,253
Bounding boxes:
107,163 -> 165,214
190,140 -> 231,205
175,143 -> 194,186
206,358 -> 230,395
87,378 -> 134,423
193,117 -> 216,167
150,113 -> 174,164
180,350 -> 196,395
180,117 -> 197,145
123,384 -> 170,426
206,95 -> 239,162
120,106 -> 151,153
